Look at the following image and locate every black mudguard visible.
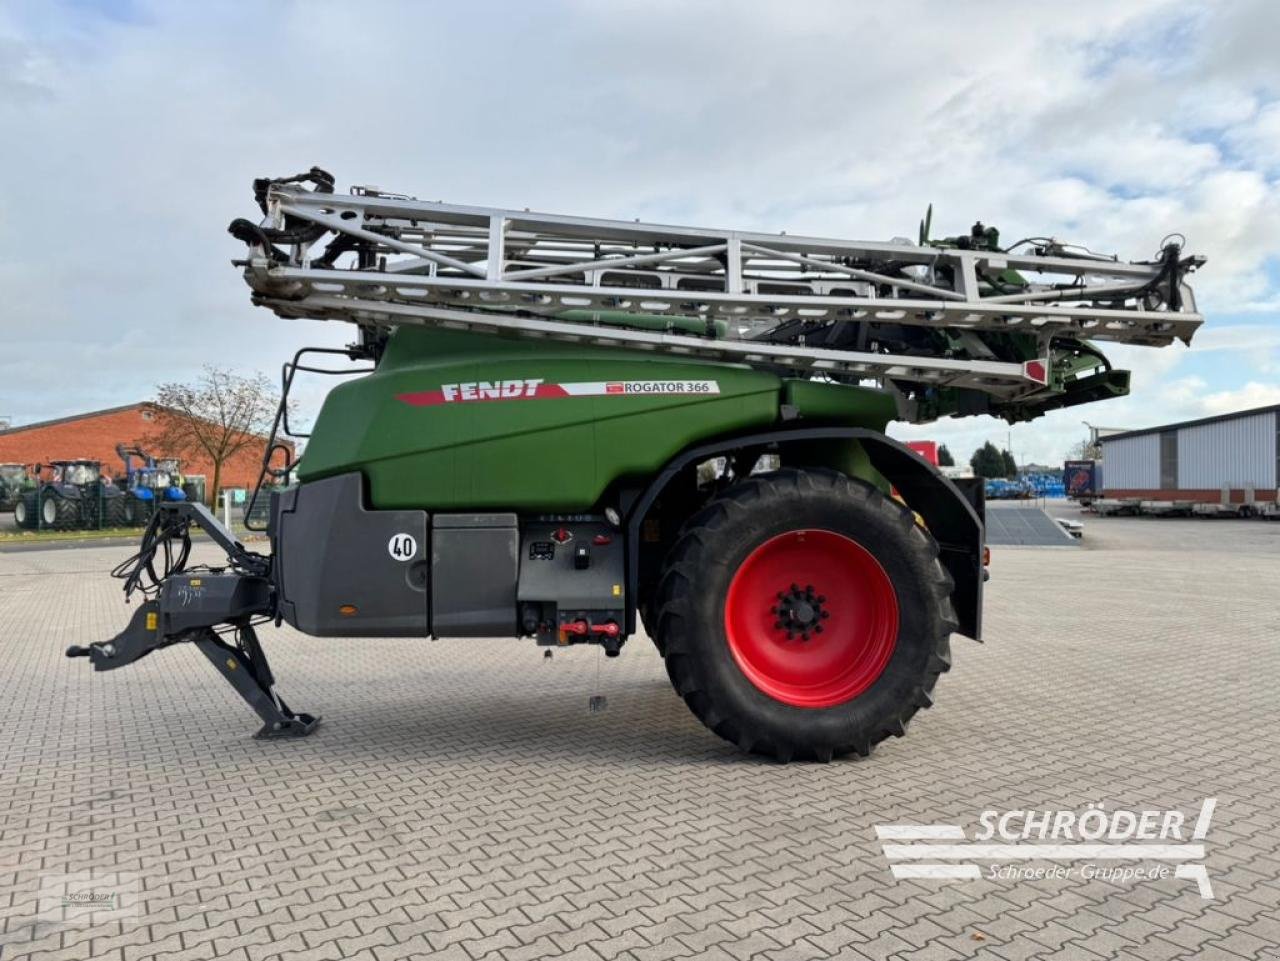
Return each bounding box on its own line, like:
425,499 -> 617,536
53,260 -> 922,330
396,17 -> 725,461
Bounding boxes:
626,427 -> 984,640
859,436 -> 985,641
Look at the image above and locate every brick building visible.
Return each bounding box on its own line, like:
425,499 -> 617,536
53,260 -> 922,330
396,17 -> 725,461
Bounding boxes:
0,403 -> 278,493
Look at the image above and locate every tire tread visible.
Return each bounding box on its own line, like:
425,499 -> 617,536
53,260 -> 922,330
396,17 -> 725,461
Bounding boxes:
654,468 -> 956,762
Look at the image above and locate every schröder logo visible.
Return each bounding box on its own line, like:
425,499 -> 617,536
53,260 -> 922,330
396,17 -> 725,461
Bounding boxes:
876,799 -> 1216,898
38,871 -> 143,925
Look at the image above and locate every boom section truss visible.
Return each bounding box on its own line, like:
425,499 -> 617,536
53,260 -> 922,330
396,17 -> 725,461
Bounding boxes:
237,180 -> 1204,399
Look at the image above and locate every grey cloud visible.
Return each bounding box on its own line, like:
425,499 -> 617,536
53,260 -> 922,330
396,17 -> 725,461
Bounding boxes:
0,0 -> 1276,451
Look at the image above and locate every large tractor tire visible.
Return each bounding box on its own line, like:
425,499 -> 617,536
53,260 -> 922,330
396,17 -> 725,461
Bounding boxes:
105,495 -> 129,528
123,495 -> 148,526
14,492 -> 38,529
41,492 -> 77,530
653,468 -> 957,762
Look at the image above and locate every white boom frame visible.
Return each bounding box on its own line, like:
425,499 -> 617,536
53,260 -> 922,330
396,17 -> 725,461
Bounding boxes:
237,180 -> 1204,402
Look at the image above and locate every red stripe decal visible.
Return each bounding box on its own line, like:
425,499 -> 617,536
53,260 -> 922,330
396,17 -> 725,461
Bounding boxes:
397,390 -> 448,407
397,379 -> 719,406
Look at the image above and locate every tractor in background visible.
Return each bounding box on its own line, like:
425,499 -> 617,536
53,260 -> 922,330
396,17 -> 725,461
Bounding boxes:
13,460 -> 126,530
0,463 -> 34,512
115,445 -> 187,525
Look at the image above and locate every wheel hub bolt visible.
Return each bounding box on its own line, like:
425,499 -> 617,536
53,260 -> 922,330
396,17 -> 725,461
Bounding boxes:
770,585 -> 829,640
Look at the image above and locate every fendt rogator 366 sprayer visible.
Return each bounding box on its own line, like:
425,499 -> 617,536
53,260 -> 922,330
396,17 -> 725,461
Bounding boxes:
70,168 -> 1204,760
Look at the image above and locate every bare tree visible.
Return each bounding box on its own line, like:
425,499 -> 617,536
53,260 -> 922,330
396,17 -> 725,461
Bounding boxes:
1066,438 -> 1100,461
148,366 -> 279,506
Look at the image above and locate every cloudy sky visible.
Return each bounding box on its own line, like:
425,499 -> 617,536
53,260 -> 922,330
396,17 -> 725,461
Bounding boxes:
1,0 -> 1277,465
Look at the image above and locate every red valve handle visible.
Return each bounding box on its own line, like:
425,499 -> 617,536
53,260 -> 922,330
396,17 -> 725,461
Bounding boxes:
559,620 -> 619,638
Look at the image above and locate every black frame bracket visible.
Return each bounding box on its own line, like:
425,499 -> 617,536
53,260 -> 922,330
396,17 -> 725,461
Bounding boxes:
193,627 -> 319,739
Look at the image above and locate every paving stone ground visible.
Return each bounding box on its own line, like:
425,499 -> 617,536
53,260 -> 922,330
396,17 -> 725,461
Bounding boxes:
1,508 -> 1278,961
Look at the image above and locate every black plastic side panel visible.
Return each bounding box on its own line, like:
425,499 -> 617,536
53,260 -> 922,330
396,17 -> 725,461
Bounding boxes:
626,427 -> 985,641
274,473 -> 429,636
431,514 -> 519,637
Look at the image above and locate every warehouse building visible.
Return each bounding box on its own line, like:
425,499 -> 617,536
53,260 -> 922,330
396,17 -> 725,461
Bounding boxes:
1101,404 -> 1279,504
0,402 -> 274,491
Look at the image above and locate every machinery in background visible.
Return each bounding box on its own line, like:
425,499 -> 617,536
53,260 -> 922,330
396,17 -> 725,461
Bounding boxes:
114,445 -> 187,525
14,460 -> 126,530
0,463 -> 34,512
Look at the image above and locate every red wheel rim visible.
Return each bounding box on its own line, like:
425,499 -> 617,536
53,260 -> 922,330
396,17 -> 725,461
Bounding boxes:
724,529 -> 898,708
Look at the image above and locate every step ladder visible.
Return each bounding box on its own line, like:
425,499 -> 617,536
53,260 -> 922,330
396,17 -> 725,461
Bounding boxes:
228,169 -> 1204,420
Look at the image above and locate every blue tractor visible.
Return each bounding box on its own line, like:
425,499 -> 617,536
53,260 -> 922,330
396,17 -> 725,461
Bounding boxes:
115,445 -> 186,525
